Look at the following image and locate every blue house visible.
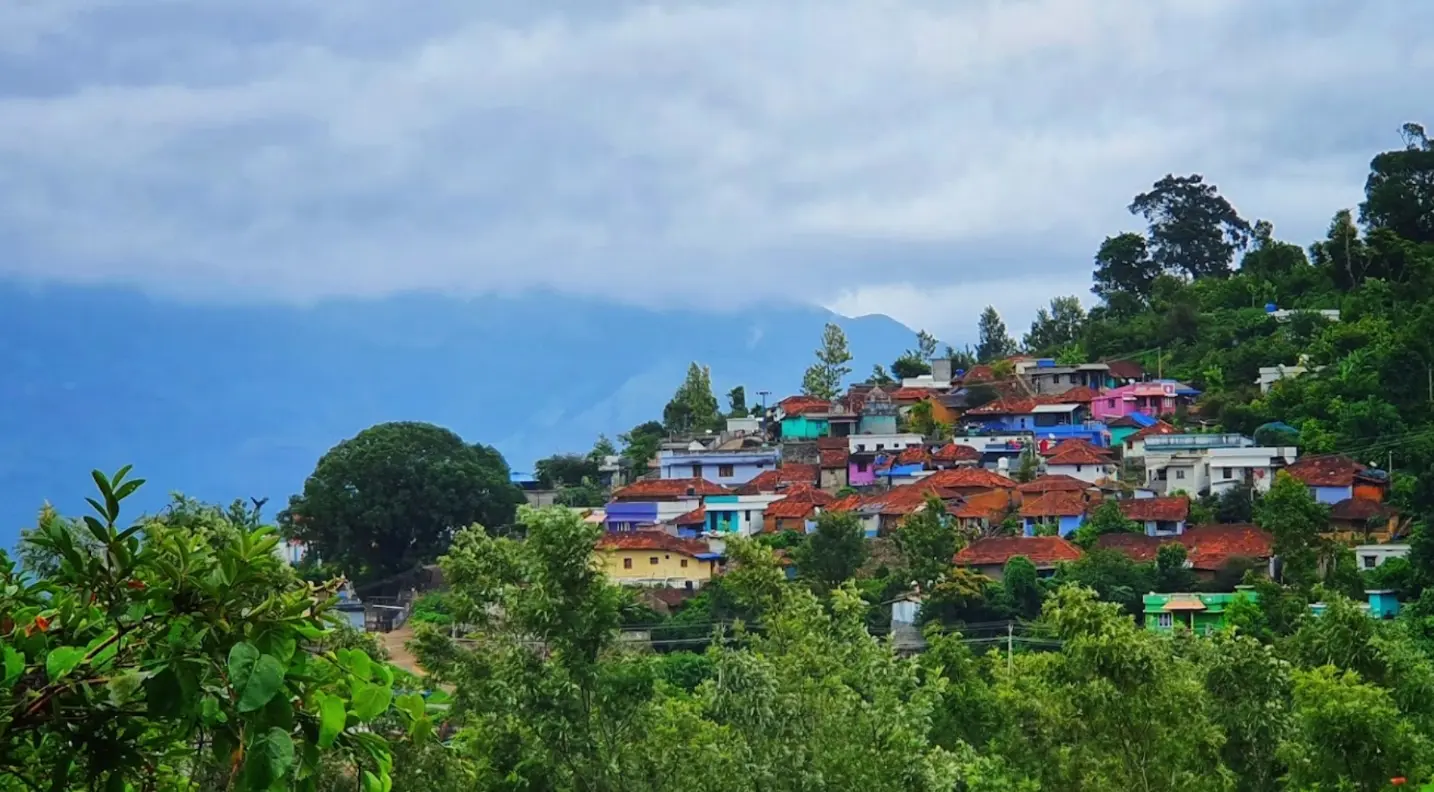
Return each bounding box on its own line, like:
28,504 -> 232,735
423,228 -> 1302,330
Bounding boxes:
1281,455 -> 1389,505
658,447 -> 780,486
1019,491 -> 1087,537
963,397 -> 1108,446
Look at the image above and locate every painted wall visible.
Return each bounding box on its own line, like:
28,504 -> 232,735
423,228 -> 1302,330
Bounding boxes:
1109,426 -> 1139,447
702,495 -> 770,537
820,467 -> 848,491
1045,462 -> 1115,484
848,433 -> 923,453
1311,485 -> 1353,504
781,416 -> 828,439
658,449 -> 779,485
849,459 -> 878,486
1023,515 -> 1083,537
604,501 -> 659,531
1091,383 -> 1191,420
595,549 -> 717,588
858,414 -> 898,435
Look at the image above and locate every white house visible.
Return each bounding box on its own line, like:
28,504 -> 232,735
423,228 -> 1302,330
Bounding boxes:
1353,543 -> 1409,571
848,433 -> 925,454
1144,434 -> 1297,496
1042,444 -> 1117,484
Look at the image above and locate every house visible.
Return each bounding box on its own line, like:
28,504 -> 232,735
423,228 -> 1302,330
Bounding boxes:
1143,589 -> 1254,633
657,446 -> 781,486
954,536 -> 1083,580
777,396 -> 831,439
1043,443 -> 1118,484
1096,523 -> 1275,579
1015,360 -> 1116,395
899,359 -> 956,391
1353,543 -> 1410,572
1328,498 -> 1401,544
951,490 -> 1015,534
1119,496 -> 1190,537
738,464 -> 820,495
1282,455 -> 1389,505
1106,414 -> 1155,448
839,484 -> 954,537
606,478 -> 734,532
920,466 -> 1019,495
1106,359 -> 1145,385
1256,360 -> 1321,393
1017,474 -> 1097,499
1120,420 -> 1178,459
1019,491 -> 1088,537
1090,380 -> 1200,421
1143,435 -> 1297,496
700,495 -> 779,537
763,484 -> 835,533
847,434 -> 924,487
1266,305 -> 1340,323
886,442 -> 981,471
511,471 -> 559,508
819,446 -> 850,491
594,531 -> 722,590
858,387 -> 900,435
966,396 -> 1096,433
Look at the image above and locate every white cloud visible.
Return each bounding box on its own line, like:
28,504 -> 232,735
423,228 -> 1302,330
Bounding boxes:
0,0 -> 1430,335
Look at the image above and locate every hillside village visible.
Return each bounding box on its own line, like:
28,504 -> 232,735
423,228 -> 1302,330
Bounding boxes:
510,340 -> 1410,634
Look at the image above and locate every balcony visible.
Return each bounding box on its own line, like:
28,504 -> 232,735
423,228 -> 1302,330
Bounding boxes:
1144,434 -> 1251,452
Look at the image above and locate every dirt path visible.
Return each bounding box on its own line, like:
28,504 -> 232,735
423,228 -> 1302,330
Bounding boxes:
378,625 -> 424,676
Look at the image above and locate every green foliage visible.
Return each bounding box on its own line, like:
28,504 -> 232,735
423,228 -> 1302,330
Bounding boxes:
619,420 -> 666,479
663,362 -> 723,433
976,306 -> 1017,362
1257,471 -> 1329,588
892,495 -> 963,591
283,422 -> 524,585
793,511 -> 868,593
726,385 -> 749,418
802,322 -> 853,399
1155,542 -> 1198,593
1023,296 -> 1087,354
1070,498 -> 1141,548
1001,556 -> 1043,620
1129,173 -> 1251,280
891,350 -> 931,380
534,453 -> 600,489
869,364 -> 896,386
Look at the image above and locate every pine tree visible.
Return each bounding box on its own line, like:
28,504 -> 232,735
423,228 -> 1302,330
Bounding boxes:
663,363 -> 722,433
975,306 -> 1017,362
802,322 -> 853,399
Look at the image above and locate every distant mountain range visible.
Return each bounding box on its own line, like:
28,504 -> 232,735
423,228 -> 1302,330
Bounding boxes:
0,283 -> 918,548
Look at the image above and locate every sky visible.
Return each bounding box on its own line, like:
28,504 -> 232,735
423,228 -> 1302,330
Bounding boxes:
1,0 -> 1431,344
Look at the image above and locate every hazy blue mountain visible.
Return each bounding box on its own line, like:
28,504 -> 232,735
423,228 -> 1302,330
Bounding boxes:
0,282 -> 917,548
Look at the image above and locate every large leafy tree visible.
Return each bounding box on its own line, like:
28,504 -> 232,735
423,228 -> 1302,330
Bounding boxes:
1129,173 -> 1252,280
794,511 -> 868,593
663,362 -> 722,433
283,422 -> 524,586
1023,296 -> 1087,354
975,306 -> 1018,362
893,494 -> 964,591
802,322 -> 854,399
1256,471 -> 1328,588
1092,232 -> 1158,307
1360,122 -> 1434,245
534,453 -> 600,489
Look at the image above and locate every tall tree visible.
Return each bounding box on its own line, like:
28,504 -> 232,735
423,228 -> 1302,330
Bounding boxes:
534,453 -> 600,489
975,306 -> 1018,362
1360,122 -> 1434,245
618,420 -> 665,479
870,364 -> 896,386
588,434 -> 617,464
1257,470 -> 1329,588
663,363 -> 722,433
726,386 -> 749,418
284,422 -> 524,585
1092,231 -> 1159,308
802,322 -> 854,399
1240,220 -> 1311,281
916,329 -> 939,361
1129,173 -> 1252,279
1309,209 -> 1371,290
890,350 -> 932,380
794,511 -> 868,592
1023,296 -> 1087,354
893,494 -> 963,591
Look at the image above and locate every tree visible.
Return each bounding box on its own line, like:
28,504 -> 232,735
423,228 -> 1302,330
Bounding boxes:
916,329 -> 939,361
905,398 -> 937,437
1257,471 -> 1329,588
870,364 -> 896,386
283,421 -> 524,586
1129,173 -> 1252,279
1001,556 -> 1043,620
663,362 -> 722,433
1022,296 -> 1087,354
2,469 -> 419,791
794,511 -> 868,592
1360,122 -> 1434,245
535,453 -> 600,489
976,306 -> 1017,362
1280,666 -> 1428,792
727,385 -> 749,418
619,420 -> 665,479
1070,499 -> 1140,548
1154,542 -> 1197,593
802,322 -> 854,399
588,434 -> 618,464
1309,209 -> 1371,290
893,494 -> 963,591
1240,220 -> 1311,281
1092,232 -> 1159,304
891,350 -> 932,380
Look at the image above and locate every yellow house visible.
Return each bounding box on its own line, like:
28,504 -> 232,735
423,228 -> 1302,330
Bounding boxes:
594,531 -> 721,590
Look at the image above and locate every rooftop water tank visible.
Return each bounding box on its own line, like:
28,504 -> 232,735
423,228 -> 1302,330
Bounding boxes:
1265,303 -> 1278,313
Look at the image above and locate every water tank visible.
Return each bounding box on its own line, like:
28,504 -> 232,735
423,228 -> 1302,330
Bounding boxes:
1265,303 -> 1278,313
997,456 -> 1010,471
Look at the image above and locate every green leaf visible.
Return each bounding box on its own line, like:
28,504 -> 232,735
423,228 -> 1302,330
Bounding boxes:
372,662 -> 393,687
394,693 -> 425,722
228,642 -> 286,713
317,694 -> 346,748
338,649 -> 372,681
350,683 -> 392,722
113,478 -> 145,502
107,670 -> 146,706
82,514 -> 110,544
243,727 -> 295,790
45,646 -> 85,681
2,645 -> 23,688
361,771 -> 382,792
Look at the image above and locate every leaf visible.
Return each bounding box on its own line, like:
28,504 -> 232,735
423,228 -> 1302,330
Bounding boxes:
338,649 -> 371,681
317,694 -> 346,748
372,662 -> 393,687
83,514 -> 110,544
228,642 -> 286,713
2,645 -> 23,688
45,646 -> 85,681
243,727 -> 295,790
394,693 -> 425,722
107,670 -> 146,706
113,478 -> 145,502
350,683 -> 392,722
361,771 -> 382,792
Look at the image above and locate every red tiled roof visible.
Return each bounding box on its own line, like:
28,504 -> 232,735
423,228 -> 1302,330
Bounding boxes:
1093,532 -> 1165,562
765,484 -> 836,520
816,436 -> 849,450
1179,524 -> 1274,570
863,484 -> 951,516
1060,386 -> 1099,403
673,505 -> 706,526
1019,491 -> 1089,518
894,446 -> 931,466
922,467 -> 1018,490
890,387 -> 934,401
738,465 -> 819,494
1041,438 -> 1112,458
596,531 -> 710,556
1045,444 -> 1112,467
828,493 -> 865,513
1106,360 -> 1145,380
951,490 -> 1013,519
1119,496 -> 1190,522
955,536 -> 1082,567
612,478 -> 733,500
962,365 -> 995,383
1330,498 -> 1394,521
820,448 -> 849,468
1129,421 -> 1179,442
778,396 -> 831,416
1017,474 -> 1092,494
1282,455 -> 1375,488
931,443 -> 982,463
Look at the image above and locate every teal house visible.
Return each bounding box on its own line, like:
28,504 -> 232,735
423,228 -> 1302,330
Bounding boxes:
778,396 -> 831,440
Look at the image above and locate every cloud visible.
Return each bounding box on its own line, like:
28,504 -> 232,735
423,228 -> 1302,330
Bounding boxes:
0,0 -> 1430,340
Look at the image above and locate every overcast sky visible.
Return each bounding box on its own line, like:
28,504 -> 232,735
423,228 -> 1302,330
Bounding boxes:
1,0 -> 1430,343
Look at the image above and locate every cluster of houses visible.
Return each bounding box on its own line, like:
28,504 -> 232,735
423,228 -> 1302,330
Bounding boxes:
577,355 -> 1411,621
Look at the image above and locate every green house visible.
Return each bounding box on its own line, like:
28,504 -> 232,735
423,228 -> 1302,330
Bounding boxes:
1143,588 -> 1256,634
780,414 -> 829,440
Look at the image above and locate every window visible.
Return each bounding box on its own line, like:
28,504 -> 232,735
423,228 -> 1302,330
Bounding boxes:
1157,613 -> 1173,629
876,443 -> 885,451
1175,469 -> 1186,480
1363,555 -> 1378,569
1221,467 -> 1232,479
1107,399 -> 1116,408
744,510 -> 751,521
692,463 -> 703,478
623,558 -> 633,569
857,443 -> 866,452
718,464 -> 734,477
857,461 -> 869,472
680,559 -> 689,568
649,556 -> 659,565
1075,465 -> 1083,472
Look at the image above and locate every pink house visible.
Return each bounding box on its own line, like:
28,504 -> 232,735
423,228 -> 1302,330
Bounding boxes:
1091,380 -> 1201,421
848,456 -> 878,486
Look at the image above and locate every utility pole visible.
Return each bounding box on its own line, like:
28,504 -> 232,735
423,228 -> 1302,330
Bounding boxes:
1427,365 -> 1432,403
1157,347 -> 1163,380
1007,622 -> 1014,674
